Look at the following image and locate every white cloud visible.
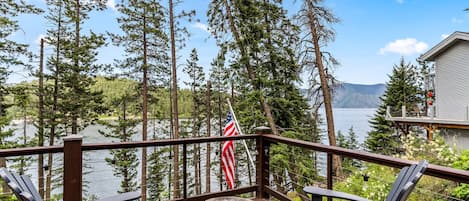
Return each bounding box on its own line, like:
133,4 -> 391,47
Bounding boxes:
441,34 -> 450,39
451,17 -> 463,24
106,0 -> 116,10
34,34 -> 47,46
192,22 -> 210,34
396,0 -> 404,4
379,38 -> 428,55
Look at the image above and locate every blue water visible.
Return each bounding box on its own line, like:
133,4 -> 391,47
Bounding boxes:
324,108 -> 376,144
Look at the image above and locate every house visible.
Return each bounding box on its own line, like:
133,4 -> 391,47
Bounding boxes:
420,31 -> 469,120
386,31 -> 469,149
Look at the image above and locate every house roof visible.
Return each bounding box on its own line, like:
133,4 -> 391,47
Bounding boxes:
420,31 -> 469,61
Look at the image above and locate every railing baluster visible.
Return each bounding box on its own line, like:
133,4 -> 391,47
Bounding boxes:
63,135 -> 83,201
327,153 -> 333,201
183,143 -> 187,199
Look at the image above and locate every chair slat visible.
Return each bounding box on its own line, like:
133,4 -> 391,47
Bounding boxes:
387,164 -> 417,201
12,172 -> 28,192
387,166 -> 408,200
21,175 -> 43,201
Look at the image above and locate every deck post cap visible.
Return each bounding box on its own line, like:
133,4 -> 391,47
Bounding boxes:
254,126 -> 271,134
63,135 -> 83,141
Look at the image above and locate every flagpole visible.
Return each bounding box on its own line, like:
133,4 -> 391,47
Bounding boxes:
226,98 -> 256,170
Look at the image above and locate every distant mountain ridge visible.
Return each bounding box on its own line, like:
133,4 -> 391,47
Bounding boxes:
301,83 -> 386,108
332,83 -> 386,108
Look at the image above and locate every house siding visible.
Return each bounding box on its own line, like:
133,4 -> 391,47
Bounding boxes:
435,41 -> 469,120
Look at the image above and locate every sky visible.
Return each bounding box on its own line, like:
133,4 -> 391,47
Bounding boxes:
7,0 -> 469,86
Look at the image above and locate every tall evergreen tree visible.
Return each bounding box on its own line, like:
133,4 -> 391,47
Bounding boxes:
9,85 -> 35,175
208,0 -> 280,135
183,48 -> 205,194
43,0 -> 69,199
365,58 -> 422,155
168,0 -> 194,197
209,0 -> 315,191
110,1 -> 170,199
209,48 -> 229,190
98,83 -> 140,194
60,0 -> 106,135
44,0 -> 107,199
297,0 -> 342,175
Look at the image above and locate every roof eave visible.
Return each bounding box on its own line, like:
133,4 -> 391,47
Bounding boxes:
419,31 -> 469,61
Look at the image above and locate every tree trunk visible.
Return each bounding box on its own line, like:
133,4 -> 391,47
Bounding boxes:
169,0 -> 180,198
141,9 -> 148,201
46,3 -> 62,199
205,81 -> 211,193
168,65 -> 173,200
218,85 -> 223,191
305,0 -> 342,176
38,38 -> 45,199
123,98 -> 130,192
190,71 -> 200,195
20,111 -> 27,175
71,0 -> 80,135
222,0 -> 279,136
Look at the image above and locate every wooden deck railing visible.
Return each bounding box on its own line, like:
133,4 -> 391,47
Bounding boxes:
0,127 -> 468,201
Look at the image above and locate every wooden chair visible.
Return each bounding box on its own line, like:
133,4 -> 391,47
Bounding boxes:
0,168 -> 141,201
303,160 -> 428,201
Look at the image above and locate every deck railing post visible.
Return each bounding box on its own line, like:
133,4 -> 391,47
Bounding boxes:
402,105 -> 406,118
183,144 -> 187,199
255,126 -> 271,199
327,153 -> 333,201
63,135 -> 82,201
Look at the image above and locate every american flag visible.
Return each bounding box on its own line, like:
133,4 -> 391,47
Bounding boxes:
222,112 -> 238,189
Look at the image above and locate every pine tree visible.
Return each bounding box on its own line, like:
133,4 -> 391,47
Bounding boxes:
43,0 -> 69,199
182,48 -> 205,194
168,0 -> 194,197
296,0 -> 343,175
337,127 -> 361,171
365,58 -> 423,155
208,0 -> 315,192
59,0 -> 106,135
9,85 -> 35,175
47,0 -> 106,199
208,0 -> 280,135
209,48 -> 229,191
98,83 -> 140,194
110,1 -> 170,199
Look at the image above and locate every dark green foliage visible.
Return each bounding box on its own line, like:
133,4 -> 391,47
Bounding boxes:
452,150 -> 469,200
98,85 -> 140,193
209,0 -> 316,192
53,0 -> 107,134
365,58 -> 423,155
109,0 -> 170,85
183,48 -> 205,194
337,127 -> 361,173
147,147 -> 169,199
9,85 -> 35,175
271,131 -> 321,193
183,48 -> 206,135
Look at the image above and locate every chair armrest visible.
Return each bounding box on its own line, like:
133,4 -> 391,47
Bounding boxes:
98,191 -> 141,201
303,186 -> 370,201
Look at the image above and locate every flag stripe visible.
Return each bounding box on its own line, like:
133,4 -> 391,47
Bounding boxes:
222,112 -> 237,189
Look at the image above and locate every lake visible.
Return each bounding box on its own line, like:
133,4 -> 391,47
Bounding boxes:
7,108 -> 376,199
